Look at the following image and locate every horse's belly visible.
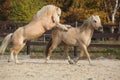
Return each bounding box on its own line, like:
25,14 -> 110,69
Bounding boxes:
63,39 -> 77,46
24,28 -> 45,39
23,22 -> 46,39
26,32 -> 44,39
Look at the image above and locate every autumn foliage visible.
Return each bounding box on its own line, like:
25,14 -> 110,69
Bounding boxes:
0,0 -> 119,24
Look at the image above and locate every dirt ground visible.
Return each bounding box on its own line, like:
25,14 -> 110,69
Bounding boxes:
0,56 -> 120,80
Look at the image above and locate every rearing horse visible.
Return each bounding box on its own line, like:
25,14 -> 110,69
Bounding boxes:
0,5 -> 70,63
45,15 -> 103,64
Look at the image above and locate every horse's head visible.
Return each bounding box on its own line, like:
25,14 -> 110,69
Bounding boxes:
89,15 -> 103,32
32,5 -> 70,31
33,5 -> 61,24
51,6 -> 61,24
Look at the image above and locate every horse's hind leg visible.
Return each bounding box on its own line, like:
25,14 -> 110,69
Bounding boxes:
45,30 -> 61,63
10,43 -> 25,63
45,40 -> 60,63
45,44 -> 58,63
8,49 -> 14,62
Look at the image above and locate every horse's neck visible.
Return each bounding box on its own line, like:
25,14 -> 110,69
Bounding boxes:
85,27 -> 94,38
79,24 -> 94,46
80,22 -> 94,39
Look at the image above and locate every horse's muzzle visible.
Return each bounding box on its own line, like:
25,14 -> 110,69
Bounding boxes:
98,27 -> 104,33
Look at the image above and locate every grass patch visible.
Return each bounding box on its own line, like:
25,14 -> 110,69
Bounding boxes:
1,41 -> 120,59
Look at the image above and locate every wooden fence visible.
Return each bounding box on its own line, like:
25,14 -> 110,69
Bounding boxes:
0,21 -> 120,56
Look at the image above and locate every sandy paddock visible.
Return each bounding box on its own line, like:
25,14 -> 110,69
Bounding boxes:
0,56 -> 120,80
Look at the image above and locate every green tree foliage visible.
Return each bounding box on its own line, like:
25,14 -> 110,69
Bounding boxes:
0,0 -> 46,21
0,0 -> 119,23
0,0 -> 11,20
9,0 -> 46,21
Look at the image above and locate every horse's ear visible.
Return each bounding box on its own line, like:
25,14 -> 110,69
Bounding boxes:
56,7 -> 61,12
56,7 -> 59,11
51,7 -> 61,23
56,7 -> 61,16
91,15 -> 95,19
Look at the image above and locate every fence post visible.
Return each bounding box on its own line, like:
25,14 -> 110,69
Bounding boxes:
74,46 -> 77,57
74,21 -> 78,57
75,21 -> 78,28
26,40 -> 31,55
118,22 -> 120,40
102,26 -> 104,41
43,34 -> 46,43
111,26 -> 114,33
118,22 -> 120,32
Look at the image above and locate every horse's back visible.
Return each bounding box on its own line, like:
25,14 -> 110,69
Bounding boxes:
52,27 -> 80,46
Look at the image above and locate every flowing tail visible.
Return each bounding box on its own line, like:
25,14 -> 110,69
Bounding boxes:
0,33 -> 13,54
45,38 -> 52,57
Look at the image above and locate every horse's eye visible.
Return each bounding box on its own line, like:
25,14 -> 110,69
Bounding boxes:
58,14 -> 60,16
94,20 -> 97,23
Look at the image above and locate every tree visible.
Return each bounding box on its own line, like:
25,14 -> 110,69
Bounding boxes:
112,0 -> 119,23
45,0 -> 109,23
0,0 -> 11,20
104,0 -> 120,24
8,0 -> 46,21
0,0 -> 119,24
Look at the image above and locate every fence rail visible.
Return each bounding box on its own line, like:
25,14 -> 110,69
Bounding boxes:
0,21 -> 120,56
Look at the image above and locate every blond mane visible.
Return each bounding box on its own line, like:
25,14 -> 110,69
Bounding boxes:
33,5 -> 61,20
80,17 -> 92,32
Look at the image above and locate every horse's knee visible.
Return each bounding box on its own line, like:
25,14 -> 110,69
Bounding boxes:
10,48 -> 14,53
80,52 -> 84,58
49,45 -> 56,52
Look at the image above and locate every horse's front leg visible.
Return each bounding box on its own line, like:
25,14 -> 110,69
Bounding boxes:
64,45 -> 74,64
73,50 -> 84,64
82,45 -> 92,64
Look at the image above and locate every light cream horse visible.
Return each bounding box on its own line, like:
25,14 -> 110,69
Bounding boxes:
0,5 -> 70,63
45,15 -> 103,64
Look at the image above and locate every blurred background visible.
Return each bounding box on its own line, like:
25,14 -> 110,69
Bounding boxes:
0,0 -> 120,59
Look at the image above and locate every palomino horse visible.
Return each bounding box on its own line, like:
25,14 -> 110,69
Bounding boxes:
0,5 -> 70,63
45,15 -> 103,64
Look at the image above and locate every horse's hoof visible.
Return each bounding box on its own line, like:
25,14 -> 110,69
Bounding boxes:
16,62 -> 24,65
73,59 -> 78,64
89,63 -> 95,66
8,58 -> 15,63
8,59 -> 13,63
68,60 -> 75,64
44,62 -> 48,64
44,61 -> 48,64
15,61 -> 23,65
8,59 -> 10,63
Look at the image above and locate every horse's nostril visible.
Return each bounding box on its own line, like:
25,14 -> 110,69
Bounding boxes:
98,27 -> 103,32
98,27 -> 102,30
